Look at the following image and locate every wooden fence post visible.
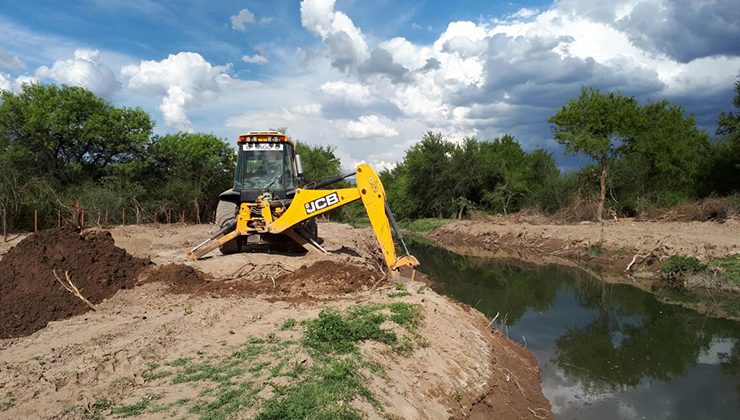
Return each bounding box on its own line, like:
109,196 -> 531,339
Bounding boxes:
34,209 -> 38,232
57,210 -> 61,228
81,209 -> 84,229
105,209 -> 109,226
167,209 -> 171,224
122,208 -> 126,226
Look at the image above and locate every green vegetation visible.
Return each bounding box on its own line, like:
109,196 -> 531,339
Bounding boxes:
2,78 -> 738,233
92,303 -> 424,419
398,218 -> 450,232
588,245 -> 604,257
110,395 -> 160,417
661,255 -> 706,279
281,318 -> 297,330
660,254 -> 740,290
710,255 -> 740,285
388,282 -> 412,298
382,82 -> 740,222
0,391 -> 15,411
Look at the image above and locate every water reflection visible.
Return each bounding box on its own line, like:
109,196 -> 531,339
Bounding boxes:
408,239 -> 740,419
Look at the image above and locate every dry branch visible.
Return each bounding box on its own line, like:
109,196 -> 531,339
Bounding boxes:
53,269 -> 97,311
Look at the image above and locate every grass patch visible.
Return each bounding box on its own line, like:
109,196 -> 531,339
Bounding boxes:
660,254 -> 740,290
388,282 -> 412,298
281,318 -> 297,330
304,303 -> 423,355
110,394 -> 161,417
661,255 -> 706,278
587,245 -> 604,257
399,218 -> 449,232
122,303 -> 425,419
709,254 -> 740,285
256,358 -> 375,420
0,391 -> 15,411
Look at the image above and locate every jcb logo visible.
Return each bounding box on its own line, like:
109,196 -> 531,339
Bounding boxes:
305,192 -> 340,215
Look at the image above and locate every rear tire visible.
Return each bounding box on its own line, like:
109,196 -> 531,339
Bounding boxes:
215,200 -> 240,255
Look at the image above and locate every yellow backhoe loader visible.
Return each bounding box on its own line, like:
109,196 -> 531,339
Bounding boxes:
187,131 -> 419,273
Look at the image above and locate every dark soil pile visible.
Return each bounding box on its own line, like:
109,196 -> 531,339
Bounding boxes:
150,260 -> 383,299
273,260 -> 383,295
142,264 -> 212,293
0,229 -> 150,339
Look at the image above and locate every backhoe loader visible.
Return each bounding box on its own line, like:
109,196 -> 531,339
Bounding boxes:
187,131 -> 419,273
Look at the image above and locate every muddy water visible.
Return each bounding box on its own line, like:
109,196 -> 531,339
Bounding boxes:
408,239 -> 740,420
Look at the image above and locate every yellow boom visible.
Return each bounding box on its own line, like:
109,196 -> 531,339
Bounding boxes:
187,163 -> 419,272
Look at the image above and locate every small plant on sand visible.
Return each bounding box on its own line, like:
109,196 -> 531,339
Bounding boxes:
587,245 -> 604,257
183,304 -> 193,315
388,282 -> 412,298
661,255 -> 706,288
280,318 -> 297,330
110,394 -> 161,417
661,255 -> 706,278
709,254 -> 740,285
0,391 -> 15,411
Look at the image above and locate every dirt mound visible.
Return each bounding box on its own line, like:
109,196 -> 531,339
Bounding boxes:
272,260 -> 383,295
150,260 -> 383,299
0,229 -> 150,339
142,264 -> 212,293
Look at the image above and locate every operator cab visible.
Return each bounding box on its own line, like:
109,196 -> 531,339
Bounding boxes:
223,131 -> 303,204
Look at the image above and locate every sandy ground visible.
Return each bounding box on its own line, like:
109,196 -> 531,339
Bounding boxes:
0,222 -> 550,419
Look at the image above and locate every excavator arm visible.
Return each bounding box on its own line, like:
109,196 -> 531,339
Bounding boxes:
188,163 -> 419,272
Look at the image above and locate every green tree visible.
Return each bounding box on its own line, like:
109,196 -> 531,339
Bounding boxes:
295,143 -> 342,183
0,84 -> 152,185
704,79 -> 740,195
612,100 -> 709,209
549,87 -> 640,221
404,132 -> 456,218
380,165 -> 415,219
145,132 -> 235,220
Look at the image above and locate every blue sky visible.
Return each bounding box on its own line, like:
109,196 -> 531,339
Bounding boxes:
1,0 -> 739,171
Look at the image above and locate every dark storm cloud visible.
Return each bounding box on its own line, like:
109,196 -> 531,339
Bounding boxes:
358,48 -> 409,83
559,0 -> 740,63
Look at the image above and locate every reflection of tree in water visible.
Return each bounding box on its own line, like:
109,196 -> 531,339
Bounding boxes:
409,239 -> 740,396
718,340 -> 740,400
555,279 -> 740,392
408,239 -> 564,324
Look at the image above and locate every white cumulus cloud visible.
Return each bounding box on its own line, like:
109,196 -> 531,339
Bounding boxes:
35,49 -> 120,97
231,8 -> 255,31
0,73 -> 39,92
300,0 -> 369,71
320,80 -> 371,105
242,54 -> 268,64
121,52 -> 232,131
344,115 -> 398,139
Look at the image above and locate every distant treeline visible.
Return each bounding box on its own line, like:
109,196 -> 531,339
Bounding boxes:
1,80 -> 738,234
381,83 -> 740,221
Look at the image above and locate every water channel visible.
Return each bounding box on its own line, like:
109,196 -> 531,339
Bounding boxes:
407,239 -> 740,419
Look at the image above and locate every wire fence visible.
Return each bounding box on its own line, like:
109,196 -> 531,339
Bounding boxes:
27,205 -> 218,232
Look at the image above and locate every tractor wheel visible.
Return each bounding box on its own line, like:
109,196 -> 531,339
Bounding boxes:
215,200 -> 240,254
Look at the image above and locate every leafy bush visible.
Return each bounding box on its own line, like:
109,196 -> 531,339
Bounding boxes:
661,255 -> 706,278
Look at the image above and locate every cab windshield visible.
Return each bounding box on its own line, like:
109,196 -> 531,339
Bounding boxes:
234,143 -> 295,190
